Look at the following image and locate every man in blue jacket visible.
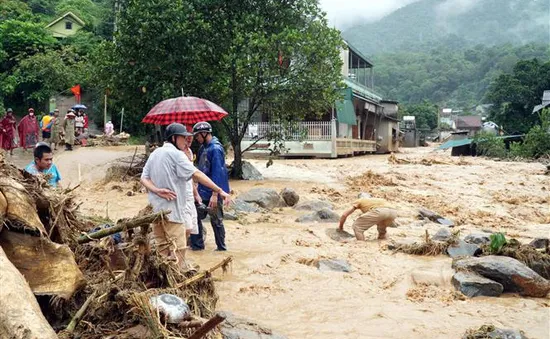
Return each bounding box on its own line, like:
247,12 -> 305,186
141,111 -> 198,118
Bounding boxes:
191,122 -> 230,251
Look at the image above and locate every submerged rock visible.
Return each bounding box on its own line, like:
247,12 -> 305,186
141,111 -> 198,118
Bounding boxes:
238,188 -> 281,210
452,256 -> 550,297
231,199 -> 260,214
280,188 -> 299,207
462,325 -> 527,339
432,227 -> 452,242
529,237 -> 549,250
452,272 -> 503,297
294,200 -> 333,211
317,259 -> 351,273
220,311 -> 288,339
447,240 -> 482,258
464,232 -> 493,245
296,208 -> 340,223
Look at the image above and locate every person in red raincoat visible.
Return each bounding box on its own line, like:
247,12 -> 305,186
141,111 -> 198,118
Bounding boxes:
0,108 -> 18,155
18,108 -> 40,150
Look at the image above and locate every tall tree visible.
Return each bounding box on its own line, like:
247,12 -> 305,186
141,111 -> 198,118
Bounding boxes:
194,0 -> 344,177
486,59 -> 550,134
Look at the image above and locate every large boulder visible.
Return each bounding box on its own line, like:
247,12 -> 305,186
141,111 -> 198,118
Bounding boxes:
317,259 -> 351,273
280,188 -> 299,207
241,161 -> 264,181
464,232 -> 493,245
452,256 -> 550,297
452,272 -> 503,297
231,199 -> 260,214
294,200 -> 333,211
447,240 -> 482,258
296,208 -> 340,223
220,311 -> 287,339
238,188 -> 282,210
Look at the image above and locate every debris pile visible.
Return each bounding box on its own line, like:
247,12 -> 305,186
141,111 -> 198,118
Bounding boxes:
89,132 -> 131,147
388,153 -> 471,166
0,150 -> 232,338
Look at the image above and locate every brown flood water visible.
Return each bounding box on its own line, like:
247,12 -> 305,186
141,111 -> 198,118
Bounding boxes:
12,145 -> 549,338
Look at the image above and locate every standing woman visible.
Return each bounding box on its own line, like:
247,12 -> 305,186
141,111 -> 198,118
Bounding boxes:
50,109 -> 61,151
75,110 -> 85,135
18,108 -> 40,150
0,108 -> 17,155
182,132 -> 201,240
62,110 -> 76,151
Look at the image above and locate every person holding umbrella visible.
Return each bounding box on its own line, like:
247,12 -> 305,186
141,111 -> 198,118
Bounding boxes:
140,123 -> 231,265
192,122 -> 230,251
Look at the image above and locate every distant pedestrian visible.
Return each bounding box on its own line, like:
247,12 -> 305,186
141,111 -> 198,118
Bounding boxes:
338,197 -> 397,240
192,122 -> 230,251
0,108 -> 17,155
62,110 -> 76,151
18,108 -> 40,150
75,110 -> 85,135
50,109 -> 61,151
140,123 -> 231,266
41,111 -> 54,142
105,120 -> 114,136
24,142 -> 61,188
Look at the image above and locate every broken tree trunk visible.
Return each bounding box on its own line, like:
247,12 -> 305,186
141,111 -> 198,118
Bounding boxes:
188,313 -> 226,339
77,210 -> 170,244
0,246 -> 58,339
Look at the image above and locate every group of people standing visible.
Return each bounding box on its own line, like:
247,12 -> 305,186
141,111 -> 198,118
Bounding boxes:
141,122 -> 231,266
0,107 -> 89,154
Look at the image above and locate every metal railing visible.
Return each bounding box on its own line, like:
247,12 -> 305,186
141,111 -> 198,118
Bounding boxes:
243,121 -> 333,141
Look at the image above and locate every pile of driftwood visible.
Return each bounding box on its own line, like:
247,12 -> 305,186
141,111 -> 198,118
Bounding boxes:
0,150 -> 231,339
88,132 -> 131,147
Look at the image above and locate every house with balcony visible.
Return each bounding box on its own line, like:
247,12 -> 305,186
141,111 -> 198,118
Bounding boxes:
241,41 -> 400,158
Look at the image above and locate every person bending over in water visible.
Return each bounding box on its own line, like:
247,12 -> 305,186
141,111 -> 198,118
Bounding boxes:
339,197 -> 397,240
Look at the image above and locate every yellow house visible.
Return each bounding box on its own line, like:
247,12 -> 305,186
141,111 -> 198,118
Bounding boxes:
45,12 -> 85,38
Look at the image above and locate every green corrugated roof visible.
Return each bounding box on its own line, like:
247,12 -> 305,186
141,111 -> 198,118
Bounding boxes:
335,87 -> 357,125
438,139 -> 473,150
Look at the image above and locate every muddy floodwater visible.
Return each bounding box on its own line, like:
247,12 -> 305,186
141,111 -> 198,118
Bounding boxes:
12,145 -> 549,338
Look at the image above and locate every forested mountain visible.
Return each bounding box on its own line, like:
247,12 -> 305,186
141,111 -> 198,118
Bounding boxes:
343,0 -> 550,54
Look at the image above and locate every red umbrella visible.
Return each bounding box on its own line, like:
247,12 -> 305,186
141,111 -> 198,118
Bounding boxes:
142,96 -> 228,125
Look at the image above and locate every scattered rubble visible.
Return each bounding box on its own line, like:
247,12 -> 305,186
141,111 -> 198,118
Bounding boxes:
280,188 -> 300,207
452,272 -> 504,297
452,256 -> 550,297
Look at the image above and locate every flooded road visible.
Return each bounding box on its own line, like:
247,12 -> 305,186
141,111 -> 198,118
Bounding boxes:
12,145 -> 549,338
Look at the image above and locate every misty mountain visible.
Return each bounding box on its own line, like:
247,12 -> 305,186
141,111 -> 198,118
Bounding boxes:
343,0 -> 550,55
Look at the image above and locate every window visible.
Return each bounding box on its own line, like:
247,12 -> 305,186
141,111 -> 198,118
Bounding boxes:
65,21 -> 72,30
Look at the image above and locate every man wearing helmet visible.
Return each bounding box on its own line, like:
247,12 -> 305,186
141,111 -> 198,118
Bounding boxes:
24,142 -> 61,188
191,121 -> 230,251
140,123 -> 231,264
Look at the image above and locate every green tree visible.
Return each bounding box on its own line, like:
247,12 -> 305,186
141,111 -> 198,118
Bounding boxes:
95,0 -> 344,178
400,100 -> 439,130
486,59 -> 550,134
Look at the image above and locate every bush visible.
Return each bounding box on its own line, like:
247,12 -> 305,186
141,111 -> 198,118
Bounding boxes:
473,132 -> 507,158
509,109 -> 550,158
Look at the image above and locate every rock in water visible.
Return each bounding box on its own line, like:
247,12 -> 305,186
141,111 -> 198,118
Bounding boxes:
452,272 -> 503,297
294,200 -> 333,211
326,228 -> 355,242
529,237 -> 549,250
462,326 -> 528,339
296,208 -> 340,223
238,188 -> 281,209
452,256 -> 550,297
231,199 -> 260,213
317,259 -> 351,273
220,311 -> 288,339
280,188 -> 300,206
464,232 -> 493,245
432,227 -> 452,241
447,240 -> 482,258
241,161 -> 264,181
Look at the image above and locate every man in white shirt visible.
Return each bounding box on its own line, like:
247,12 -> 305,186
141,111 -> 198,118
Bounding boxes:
140,123 -> 230,265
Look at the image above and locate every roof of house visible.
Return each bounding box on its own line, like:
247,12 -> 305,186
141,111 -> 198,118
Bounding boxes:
455,116 -> 482,129
45,12 -> 85,28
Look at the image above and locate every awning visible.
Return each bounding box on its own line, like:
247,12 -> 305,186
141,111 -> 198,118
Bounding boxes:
335,88 -> 357,125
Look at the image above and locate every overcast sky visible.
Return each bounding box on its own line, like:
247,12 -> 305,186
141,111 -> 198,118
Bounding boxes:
319,0 -> 420,30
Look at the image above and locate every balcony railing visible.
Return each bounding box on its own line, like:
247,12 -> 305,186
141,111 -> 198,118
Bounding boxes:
243,121 -> 333,141
344,78 -> 383,102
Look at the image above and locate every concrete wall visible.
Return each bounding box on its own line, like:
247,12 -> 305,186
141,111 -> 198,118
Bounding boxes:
377,119 -> 399,153
241,140 -> 333,158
